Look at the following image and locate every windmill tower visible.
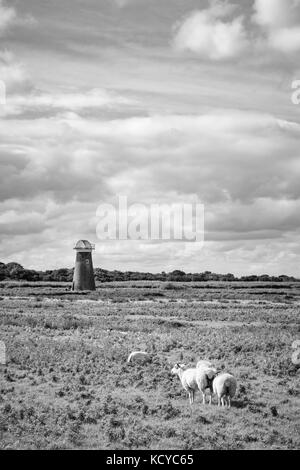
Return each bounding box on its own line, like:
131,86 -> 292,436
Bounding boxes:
72,240 -> 96,291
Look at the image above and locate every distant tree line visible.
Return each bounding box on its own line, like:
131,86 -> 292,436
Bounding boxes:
0,262 -> 298,282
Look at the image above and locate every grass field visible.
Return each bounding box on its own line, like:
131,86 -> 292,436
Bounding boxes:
0,281 -> 299,450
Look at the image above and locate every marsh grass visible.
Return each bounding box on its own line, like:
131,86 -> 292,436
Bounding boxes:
0,281 -> 299,449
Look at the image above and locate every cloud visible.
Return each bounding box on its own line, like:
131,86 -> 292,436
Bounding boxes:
0,0 -> 16,35
113,0 -> 131,7
1,0 -> 300,275
269,27 -> 300,52
206,198 -> 300,240
173,2 -> 249,60
0,109 -> 299,206
0,51 -> 29,93
0,88 -> 138,117
1,106 -> 299,275
0,1 -> 30,97
253,0 -> 300,52
173,0 -> 300,60
0,209 -> 47,235
253,0 -> 300,28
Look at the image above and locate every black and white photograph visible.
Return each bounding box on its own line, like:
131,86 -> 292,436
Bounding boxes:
0,0 -> 299,453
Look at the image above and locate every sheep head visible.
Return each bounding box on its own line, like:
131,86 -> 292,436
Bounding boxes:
171,363 -> 185,375
205,368 -> 217,380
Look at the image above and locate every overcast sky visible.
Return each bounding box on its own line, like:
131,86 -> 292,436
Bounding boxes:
0,0 -> 300,275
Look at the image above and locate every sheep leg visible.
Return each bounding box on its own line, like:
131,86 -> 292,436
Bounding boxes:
217,396 -> 221,407
190,390 -> 194,405
202,391 -> 206,405
221,397 -> 226,407
227,396 -> 231,409
208,392 -> 212,405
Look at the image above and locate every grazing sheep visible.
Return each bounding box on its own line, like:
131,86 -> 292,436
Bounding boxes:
127,351 -> 150,363
212,373 -> 237,408
171,363 -> 217,405
196,366 -> 217,405
171,363 -> 198,405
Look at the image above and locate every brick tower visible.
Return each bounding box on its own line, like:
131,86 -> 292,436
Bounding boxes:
72,240 -> 96,291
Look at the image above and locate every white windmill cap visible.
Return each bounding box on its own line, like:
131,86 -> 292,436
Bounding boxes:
74,240 -> 95,250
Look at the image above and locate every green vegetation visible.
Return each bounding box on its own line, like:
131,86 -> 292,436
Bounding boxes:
0,261 -> 298,282
0,281 -> 299,449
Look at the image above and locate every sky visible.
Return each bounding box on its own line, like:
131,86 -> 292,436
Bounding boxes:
0,0 -> 300,275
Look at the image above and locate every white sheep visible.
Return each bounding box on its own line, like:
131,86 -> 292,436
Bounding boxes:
196,366 -> 217,405
171,363 -> 198,405
196,360 -> 214,370
171,363 -> 217,405
212,373 -> 237,408
127,351 -> 150,363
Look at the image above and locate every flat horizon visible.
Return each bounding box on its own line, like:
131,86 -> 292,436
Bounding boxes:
1,0 -> 300,277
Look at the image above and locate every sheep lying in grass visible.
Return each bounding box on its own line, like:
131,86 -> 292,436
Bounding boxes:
212,373 -> 237,408
171,363 -> 217,405
127,351 -> 150,363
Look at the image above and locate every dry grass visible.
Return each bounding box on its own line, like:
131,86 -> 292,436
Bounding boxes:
0,281 -> 299,449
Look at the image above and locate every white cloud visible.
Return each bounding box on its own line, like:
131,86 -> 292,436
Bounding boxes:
173,2 -> 249,60
173,0 -> 300,60
1,0 -> 300,275
253,0 -> 300,52
113,0 -> 130,7
0,51 -> 28,91
0,109 -> 299,207
0,88 -> 137,117
0,0 -> 16,35
0,1 -> 35,96
0,103 -> 299,275
0,209 -> 47,235
269,26 -> 300,52
253,0 -> 300,28
204,0 -> 239,18
207,198 -> 300,239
